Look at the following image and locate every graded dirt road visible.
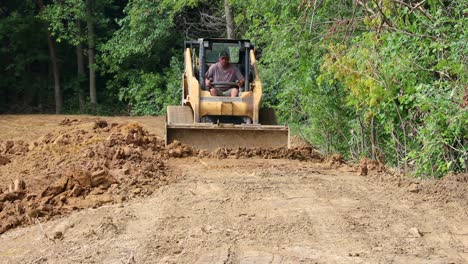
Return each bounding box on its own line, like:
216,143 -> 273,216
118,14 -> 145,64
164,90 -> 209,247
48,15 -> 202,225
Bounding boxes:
0,115 -> 466,264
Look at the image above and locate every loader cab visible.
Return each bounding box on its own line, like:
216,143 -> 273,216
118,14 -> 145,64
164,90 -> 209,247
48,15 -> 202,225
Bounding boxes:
185,38 -> 253,92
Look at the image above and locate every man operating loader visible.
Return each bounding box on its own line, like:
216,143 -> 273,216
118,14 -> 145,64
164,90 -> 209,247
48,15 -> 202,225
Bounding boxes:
205,50 -> 245,97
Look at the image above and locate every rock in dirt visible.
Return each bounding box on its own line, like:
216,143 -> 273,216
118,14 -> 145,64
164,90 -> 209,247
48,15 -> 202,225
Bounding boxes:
327,154 -> 343,167
3,140 -> 29,155
53,231 -> 63,240
13,179 -> 26,192
59,118 -> 79,126
408,183 -> 420,193
0,155 -> 10,165
372,246 -> 383,251
27,208 -> 46,218
0,191 -> 26,202
168,148 -> 182,158
166,140 -> 196,158
70,185 -> 84,197
94,120 -> 108,129
41,177 -> 69,197
91,170 -> 116,188
408,227 -> 423,237
53,134 -> 71,145
131,188 -> 142,195
71,171 -> 93,188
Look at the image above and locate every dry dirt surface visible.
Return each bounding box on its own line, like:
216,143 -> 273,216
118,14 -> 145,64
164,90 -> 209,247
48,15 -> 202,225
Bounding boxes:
0,115 -> 467,264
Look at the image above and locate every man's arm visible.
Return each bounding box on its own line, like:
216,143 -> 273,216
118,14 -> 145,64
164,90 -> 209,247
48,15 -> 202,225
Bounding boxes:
205,64 -> 214,88
234,67 -> 245,88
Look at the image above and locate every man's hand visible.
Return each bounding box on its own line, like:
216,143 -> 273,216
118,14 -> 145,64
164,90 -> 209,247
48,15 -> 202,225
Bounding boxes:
237,79 -> 245,88
210,88 -> 218,96
205,78 -> 211,88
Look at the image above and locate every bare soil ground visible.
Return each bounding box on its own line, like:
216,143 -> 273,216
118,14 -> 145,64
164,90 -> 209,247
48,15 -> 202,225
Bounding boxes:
0,115 -> 466,264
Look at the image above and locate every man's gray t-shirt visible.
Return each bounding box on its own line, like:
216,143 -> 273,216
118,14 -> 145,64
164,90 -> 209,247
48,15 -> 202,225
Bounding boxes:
205,62 -> 244,90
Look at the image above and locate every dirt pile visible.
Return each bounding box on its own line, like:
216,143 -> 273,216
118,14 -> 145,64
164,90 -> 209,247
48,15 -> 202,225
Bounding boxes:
165,140 -> 323,161
328,155 -> 467,206
417,173 -> 468,205
370,169 -> 468,206
0,120 -> 324,235
209,146 -> 323,161
352,157 -> 466,205
0,120 -> 173,235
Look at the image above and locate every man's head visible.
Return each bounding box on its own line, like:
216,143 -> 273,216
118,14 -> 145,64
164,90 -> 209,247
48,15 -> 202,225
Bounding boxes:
219,50 -> 230,68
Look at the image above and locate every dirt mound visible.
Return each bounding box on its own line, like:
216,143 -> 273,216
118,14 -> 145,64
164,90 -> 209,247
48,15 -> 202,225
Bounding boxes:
0,119 -> 173,235
0,119 -> 326,235
371,170 -> 468,206
289,135 -> 312,148
418,173 -> 468,205
352,157 -> 466,205
209,146 -> 323,161
164,140 -> 323,161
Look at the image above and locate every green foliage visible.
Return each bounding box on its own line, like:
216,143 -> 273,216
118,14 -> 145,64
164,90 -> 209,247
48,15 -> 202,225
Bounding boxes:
101,0 -> 173,69
38,0 -> 86,45
233,0 -> 355,155
100,0 -> 200,115
234,0 -> 466,177
0,1 -> 53,112
407,83 -> 467,175
322,1 -> 466,176
106,56 -> 182,115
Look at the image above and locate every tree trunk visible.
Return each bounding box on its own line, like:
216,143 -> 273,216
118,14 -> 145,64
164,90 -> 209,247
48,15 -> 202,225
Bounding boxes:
37,0 -> 62,114
76,20 -> 85,112
86,0 -> 97,110
358,116 -> 365,155
370,116 -> 376,160
224,0 -> 235,39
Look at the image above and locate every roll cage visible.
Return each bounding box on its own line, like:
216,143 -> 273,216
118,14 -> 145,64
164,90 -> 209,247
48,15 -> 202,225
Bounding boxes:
184,38 -> 254,92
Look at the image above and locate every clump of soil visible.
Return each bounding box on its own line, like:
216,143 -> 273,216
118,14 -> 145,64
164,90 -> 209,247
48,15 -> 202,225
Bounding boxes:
366,159 -> 386,172
0,119 -> 173,235
165,141 -> 198,158
326,154 -> 344,168
355,158 -> 386,176
0,155 -> 10,166
358,158 -> 368,176
59,118 -> 80,126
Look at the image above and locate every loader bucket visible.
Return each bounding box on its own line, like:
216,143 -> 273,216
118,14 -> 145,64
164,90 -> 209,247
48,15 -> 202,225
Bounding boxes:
166,123 -> 290,151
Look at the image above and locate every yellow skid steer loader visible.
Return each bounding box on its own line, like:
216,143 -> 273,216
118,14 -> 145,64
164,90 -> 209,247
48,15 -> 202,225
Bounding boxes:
166,38 -> 289,150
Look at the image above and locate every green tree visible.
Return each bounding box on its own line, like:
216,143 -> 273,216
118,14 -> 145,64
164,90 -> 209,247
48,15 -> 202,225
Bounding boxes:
0,0 -> 54,112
